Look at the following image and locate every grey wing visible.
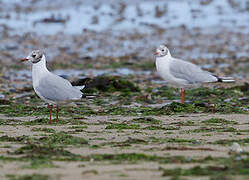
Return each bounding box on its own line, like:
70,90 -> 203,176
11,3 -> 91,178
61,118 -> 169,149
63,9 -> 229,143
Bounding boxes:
36,74 -> 82,101
170,58 -> 218,84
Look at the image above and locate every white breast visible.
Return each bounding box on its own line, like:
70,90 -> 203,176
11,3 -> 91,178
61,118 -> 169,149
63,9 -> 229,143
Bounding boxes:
156,58 -> 169,77
32,62 -> 47,88
156,56 -> 187,88
31,56 -> 51,102
156,57 -> 174,83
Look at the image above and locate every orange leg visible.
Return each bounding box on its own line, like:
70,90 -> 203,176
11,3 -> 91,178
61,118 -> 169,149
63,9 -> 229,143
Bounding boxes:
49,105 -> 53,124
181,88 -> 185,104
56,105 -> 59,123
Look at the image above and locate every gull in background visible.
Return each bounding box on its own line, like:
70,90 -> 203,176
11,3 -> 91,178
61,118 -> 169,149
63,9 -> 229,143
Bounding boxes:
154,44 -> 234,104
21,50 -> 84,124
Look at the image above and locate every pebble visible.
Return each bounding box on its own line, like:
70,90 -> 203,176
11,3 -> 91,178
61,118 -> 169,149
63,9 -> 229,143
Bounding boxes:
229,142 -> 243,153
0,93 -> 5,99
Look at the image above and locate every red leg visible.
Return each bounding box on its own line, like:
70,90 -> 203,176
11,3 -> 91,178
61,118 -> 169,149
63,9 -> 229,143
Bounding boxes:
181,88 -> 185,104
56,105 -> 59,123
49,105 -> 53,124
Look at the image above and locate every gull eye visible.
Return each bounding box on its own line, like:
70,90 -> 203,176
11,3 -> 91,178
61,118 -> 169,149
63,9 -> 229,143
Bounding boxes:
162,49 -> 165,52
32,54 -> 36,58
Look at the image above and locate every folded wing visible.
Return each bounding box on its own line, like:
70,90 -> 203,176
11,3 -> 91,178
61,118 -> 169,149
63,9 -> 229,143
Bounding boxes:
36,73 -> 82,102
170,58 -> 218,84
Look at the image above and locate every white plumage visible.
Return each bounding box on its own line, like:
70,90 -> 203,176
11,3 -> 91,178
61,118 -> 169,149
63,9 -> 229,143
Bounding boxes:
32,55 -> 83,104
21,50 -> 84,123
154,44 -> 234,103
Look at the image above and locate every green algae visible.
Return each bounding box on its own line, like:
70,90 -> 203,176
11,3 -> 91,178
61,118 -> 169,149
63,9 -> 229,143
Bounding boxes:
132,117 -> 161,124
201,118 -> 238,125
105,123 -> 140,130
6,174 -> 51,180
82,75 -> 140,93
161,155 -> 249,177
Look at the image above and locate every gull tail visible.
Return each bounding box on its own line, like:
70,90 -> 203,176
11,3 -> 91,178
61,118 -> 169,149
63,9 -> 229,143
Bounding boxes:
76,85 -> 96,99
217,77 -> 235,83
74,85 -> 85,90
82,94 -> 97,99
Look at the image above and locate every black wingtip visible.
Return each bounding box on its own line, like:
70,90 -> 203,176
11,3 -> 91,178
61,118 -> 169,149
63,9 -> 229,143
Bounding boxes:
213,75 -> 222,82
217,77 -> 223,82
81,94 -> 97,99
81,94 -> 86,98
213,75 -> 235,83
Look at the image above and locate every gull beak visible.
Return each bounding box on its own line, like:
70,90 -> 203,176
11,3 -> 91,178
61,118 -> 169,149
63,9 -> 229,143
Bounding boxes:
20,58 -> 29,62
154,51 -> 159,55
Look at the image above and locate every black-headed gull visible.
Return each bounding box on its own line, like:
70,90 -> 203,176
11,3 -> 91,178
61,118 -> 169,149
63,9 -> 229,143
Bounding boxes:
154,44 -> 234,104
21,50 -> 84,124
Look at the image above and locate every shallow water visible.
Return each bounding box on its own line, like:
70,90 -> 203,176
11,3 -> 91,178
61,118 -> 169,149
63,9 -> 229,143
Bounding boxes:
1,0 -> 249,35
5,68 -> 151,83
0,0 -> 248,80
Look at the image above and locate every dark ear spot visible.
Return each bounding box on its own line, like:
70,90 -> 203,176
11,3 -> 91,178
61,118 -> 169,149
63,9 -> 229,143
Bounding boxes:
32,52 -> 43,63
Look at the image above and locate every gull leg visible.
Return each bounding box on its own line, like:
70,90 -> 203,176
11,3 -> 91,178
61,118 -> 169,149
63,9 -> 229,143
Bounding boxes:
181,88 -> 185,104
56,105 -> 59,123
49,105 -> 53,124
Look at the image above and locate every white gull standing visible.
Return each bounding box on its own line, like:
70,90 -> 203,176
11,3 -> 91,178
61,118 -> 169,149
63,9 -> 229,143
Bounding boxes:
154,44 -> 234,104
21,50 -> 84,124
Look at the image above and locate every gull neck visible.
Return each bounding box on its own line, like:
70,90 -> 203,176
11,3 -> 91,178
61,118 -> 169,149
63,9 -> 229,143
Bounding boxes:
32,55 -> 50,79
32,55 -> 48,72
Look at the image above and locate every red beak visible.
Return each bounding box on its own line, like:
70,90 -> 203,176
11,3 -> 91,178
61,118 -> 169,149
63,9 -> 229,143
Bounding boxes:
20,58 -> 28,62
154,51 -> 159,55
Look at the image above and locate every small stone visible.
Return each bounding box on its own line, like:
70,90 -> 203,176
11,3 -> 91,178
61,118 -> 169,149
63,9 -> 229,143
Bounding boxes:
224,98 -> 232,102
229,142 -> 243,154
0,93 -> 5,99
186,156 -> 192,161
193,140 -> 201,144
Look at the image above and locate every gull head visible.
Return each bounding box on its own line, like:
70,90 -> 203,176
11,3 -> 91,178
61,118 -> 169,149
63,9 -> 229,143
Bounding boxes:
21,50 -> 44,63
154,44 -> 170,57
